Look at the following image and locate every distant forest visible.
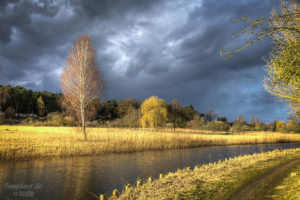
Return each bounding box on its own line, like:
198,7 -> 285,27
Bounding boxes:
0,84 -> 198,124
0,85 -> 62,115
1,84 -> 300,133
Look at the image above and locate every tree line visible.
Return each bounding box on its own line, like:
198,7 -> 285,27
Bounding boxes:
0,85 -> 62,116
0,85 -> 198,126
1,84 -> 299,133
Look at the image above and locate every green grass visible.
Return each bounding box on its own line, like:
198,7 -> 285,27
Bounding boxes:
109,148 -> 300,200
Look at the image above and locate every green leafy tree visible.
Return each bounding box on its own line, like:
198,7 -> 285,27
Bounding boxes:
264,1 -> 300,108
225,0 -> 300,113
117,98 -> 140,117
288,101 -> 300,122
99,99 -> 118,120
182,105 -> 197,121
217,117 -> 228,123
140,96 -> 167,128
168,99 -> 186,129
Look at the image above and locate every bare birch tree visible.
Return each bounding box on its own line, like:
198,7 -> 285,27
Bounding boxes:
61,36 -> 104,140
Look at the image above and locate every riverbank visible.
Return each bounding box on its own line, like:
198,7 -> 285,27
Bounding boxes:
271,163 -> 300,199
1,125 -> 300,161
109,148 -> 300,200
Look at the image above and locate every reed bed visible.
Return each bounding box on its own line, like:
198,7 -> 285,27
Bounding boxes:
0,125 -> 300,161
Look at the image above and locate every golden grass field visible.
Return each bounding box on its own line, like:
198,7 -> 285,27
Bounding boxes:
111,148 -> 300,200
0,125 -> 300,160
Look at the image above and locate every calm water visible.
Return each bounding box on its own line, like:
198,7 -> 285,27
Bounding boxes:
1,143 -> 300,200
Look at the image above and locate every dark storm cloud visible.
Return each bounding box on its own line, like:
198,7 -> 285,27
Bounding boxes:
0,0 -> 288,122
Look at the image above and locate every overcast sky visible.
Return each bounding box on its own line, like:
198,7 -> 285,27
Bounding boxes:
0,0 -> 290,123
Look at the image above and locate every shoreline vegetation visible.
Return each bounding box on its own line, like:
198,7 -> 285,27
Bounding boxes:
107,148 -> 300,200
1,125 -> 300,161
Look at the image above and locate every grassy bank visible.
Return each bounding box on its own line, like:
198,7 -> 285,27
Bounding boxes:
109,148 -> 300,200
0,125 -> 300,161
269,164 -> 300,199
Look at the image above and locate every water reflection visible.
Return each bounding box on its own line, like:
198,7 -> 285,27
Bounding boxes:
0,143 -> 299,200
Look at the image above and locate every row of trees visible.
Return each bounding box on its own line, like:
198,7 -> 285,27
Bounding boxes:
0,85 -> 200,128
0,84 -> 130,122
1,85 -> 299,133
0,85 -> 62,116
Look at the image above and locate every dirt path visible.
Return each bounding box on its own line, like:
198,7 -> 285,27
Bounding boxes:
231,158 -> 300,200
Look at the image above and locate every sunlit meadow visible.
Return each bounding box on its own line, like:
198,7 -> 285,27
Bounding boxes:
1,125 -> 300,161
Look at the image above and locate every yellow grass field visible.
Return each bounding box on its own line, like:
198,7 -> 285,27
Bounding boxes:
0,125 -> 300,161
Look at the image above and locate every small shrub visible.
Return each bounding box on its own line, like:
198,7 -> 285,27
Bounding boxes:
4,118 -> 17,125
86,120 -> 100,127
63,116 -> 76,126
254,122 -> 267,131
22,117 -> 36,125
46,112 -> 64,126
186,115 -> 205,129
202,121 -> 230,132
230,122 -> 252,132
109,110 -> 140,128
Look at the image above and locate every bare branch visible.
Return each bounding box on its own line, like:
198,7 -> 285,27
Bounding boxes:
223,0 -> 300,59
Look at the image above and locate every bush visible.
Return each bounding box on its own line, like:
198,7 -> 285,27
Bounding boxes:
21,116 -> 37,125
202,121 -> 230,132
230,122 -> 252,132
109,110 -> 140,128
254,122 -> 267,131
282,120 -> 300,133
273,120 -> 300,133
63,116 -> 77,126
186,115 -> 205,129
46,112 -> 64,126
86,120 -> 101,127
3,118 -> 18,125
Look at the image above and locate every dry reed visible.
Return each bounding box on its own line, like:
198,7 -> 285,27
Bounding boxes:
0,126 -> 300,161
